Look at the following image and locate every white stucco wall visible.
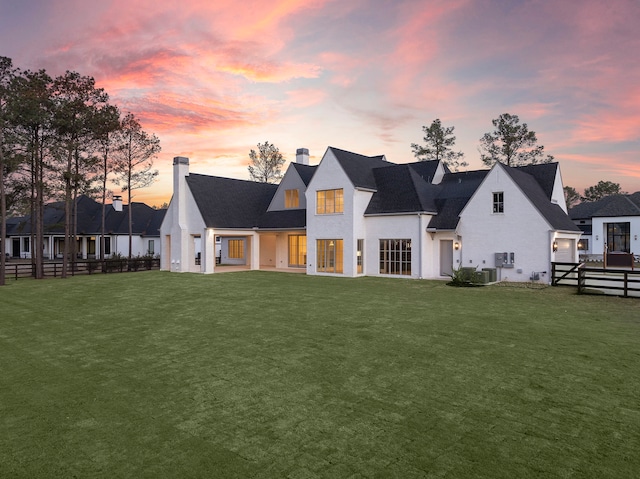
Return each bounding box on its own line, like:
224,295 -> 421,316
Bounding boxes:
267,163 -> 308,211
551,166 -> 568,212
363,215 -> 422,279
159,159 -> 207,273
458,164 -> 576,283
306,149 -> 356,276
590,216 -> 640,256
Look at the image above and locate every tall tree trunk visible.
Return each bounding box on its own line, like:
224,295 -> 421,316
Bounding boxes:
0,127 -> 6,286
72,149 -> 79,261
34,137 -> 44,279
128,169 -> 132,262
100,145 -> 108,264
62,148 -> 73,278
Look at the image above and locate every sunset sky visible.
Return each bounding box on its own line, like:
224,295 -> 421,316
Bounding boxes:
1,0 -> 639,206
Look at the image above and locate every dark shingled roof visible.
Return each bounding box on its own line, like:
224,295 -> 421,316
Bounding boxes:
515,163 -> 559,199
6,196 -> 166,236
365,164 -> 439,215
427,170 -> 489,229
186,174 -> 277,228
257,209 -> 306,229
329,146 -> 389,190
502,164 -> 580,232
291,163 -> 317,186
407,160 -> 448,182
569,192 -> 640,220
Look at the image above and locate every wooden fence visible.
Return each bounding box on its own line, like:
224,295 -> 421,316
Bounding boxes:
4,258 -> 160,280
552,262 -> 640,298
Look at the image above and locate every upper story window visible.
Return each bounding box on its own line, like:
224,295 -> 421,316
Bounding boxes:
285,189 -> 299,208
316,189 -> 344,214
493,192 -> 504,213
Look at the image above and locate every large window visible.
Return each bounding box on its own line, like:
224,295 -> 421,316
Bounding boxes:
285,189 -> 299,208
104,237 -> 111,255
317,239 -> 343,273
606,222 -> 630,252
87,237 -> 96,256
357,239 -> 364,274
493,192 -> 504,213
316,189 -> 344,214
148,240 -> 155,255
228,239 -> 244,259
288,235 -> 307,267
379,239 -> 411,275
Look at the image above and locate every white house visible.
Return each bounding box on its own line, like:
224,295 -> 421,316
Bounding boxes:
5,195 -> 166,260
161,147 -> 581,282
569,192 -> 640,260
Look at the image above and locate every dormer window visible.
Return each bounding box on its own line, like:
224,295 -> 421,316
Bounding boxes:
285,189 -> 299,208
316,189 -> 344,214
493,192 -> 504,213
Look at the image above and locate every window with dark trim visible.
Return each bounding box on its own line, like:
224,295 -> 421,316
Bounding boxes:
316,239 -> 343,273
379,239 -> 411,275
493,192 -> 504,213
288,235 -> 307,267
316,189 -> 344,214
357,239 -> 364,274
606,222 -> 630,252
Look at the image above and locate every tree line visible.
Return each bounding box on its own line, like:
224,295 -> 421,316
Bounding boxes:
411,113 -> 625,208
0,56 -> 160,286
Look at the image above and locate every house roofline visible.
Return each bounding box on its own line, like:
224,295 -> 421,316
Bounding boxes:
364,211 -> 436,217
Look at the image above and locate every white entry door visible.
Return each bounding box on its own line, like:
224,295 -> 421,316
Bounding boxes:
555,239 -> 575,263
440,240 -> 453,276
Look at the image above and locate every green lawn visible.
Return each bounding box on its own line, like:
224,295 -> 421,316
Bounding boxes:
1,271 -> 639,478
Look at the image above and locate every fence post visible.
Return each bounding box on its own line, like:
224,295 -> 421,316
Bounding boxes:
624,272 -> 628,298
577,268 -> 583,294
551,262 -> 556,286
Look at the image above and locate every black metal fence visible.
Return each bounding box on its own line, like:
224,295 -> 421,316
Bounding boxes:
4,258 -> 160,280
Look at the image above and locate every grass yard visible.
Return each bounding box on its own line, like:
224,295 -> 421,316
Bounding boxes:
1,271 -> 639,478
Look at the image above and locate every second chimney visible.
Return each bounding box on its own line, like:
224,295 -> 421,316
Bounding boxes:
296,148 -> 309,165
113,195 -> 123,212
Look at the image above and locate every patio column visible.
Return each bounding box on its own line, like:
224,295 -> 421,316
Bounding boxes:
202,228 -> 216,274
250,233 -> 260,270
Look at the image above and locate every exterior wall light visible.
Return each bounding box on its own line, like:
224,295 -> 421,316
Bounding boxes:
552,241 -> 558,252
454,241 -> 460,250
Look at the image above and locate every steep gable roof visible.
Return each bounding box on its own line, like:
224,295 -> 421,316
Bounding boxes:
502,164 -> 580,232
365,164 -> 439,215
291,163 -> 317,186
569,192 -> 640,220
6,196 -> 166,236
427,170 -> 489,229
186,174 -> 277,228
329,146 -> 389,190
407,160 -> 448,183
515,163 -> 559,199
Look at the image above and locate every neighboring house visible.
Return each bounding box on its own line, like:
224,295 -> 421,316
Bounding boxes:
569,192 -> 640,259
161,146 -> 580,282
5,195 -> 166,260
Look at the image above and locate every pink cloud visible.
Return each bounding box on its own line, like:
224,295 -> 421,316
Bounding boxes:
285,88 -> 327,108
